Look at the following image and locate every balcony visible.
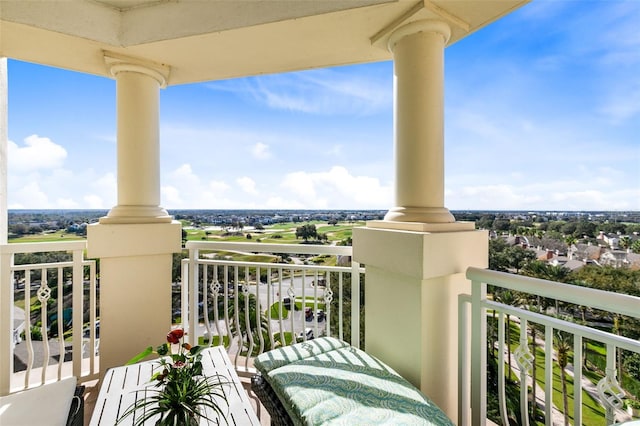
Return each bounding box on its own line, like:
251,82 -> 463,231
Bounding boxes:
2,240 -> 638,425
1,1 -> 637,424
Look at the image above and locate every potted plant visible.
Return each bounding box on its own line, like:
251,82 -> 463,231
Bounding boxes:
117,329 -> 228,425
627,399 -> 640,418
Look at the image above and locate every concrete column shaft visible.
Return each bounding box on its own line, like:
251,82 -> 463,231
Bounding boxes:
394,28 -> 446,208
115,69 -> 160,207
0,58 -> 7,243
383,20 -> 455,225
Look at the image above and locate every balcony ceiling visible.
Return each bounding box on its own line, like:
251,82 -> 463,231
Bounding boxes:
0,0 -> 529,85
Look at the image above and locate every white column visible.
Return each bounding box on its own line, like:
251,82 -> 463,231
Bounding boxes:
101,58 -> 171,224
384,20 -> 455,225
87,55 -> 181,372
354,20 -> 488,424
0,57 -> 10,396
0,58 -> 7,243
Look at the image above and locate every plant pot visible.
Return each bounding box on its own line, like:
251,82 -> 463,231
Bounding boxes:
628,406 -> 640,418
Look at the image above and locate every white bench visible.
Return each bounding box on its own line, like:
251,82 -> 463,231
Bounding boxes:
0,377 -> 78,426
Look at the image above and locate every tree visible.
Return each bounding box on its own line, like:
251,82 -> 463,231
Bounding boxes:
504,246 -> 536,273
564,235 -> 576,255
494,289 -> 521,380
632,239 -> 640,254
619,236 -> 632,250
493,219 -> 511,232
561,222 -> 577,236
477,215 -> 495,230
227,292 -> 270,356
574,220 -> 596,238
295,224 -> 318,242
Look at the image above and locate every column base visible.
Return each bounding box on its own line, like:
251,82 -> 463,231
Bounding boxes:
100,205 -> 172,224
87,221 -> 182,371
353,225 -> 488,424
367,219 -> 474,232
384,206 -> 456,224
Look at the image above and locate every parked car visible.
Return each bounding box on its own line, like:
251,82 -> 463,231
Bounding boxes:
83,320 -> 100,339
298,328 -> 314,341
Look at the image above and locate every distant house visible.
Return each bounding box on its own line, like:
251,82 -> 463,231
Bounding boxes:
600,250 -> 628,268
573,243 -> 602,263
600,250 -> 640,270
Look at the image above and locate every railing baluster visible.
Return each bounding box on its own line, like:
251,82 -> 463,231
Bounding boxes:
573,334 -> 583,426
470,277 -> 486,426
39,267 -> 50,385
244,265 -> 253,371
497,312 -> 508,426
203,264 -> 212,347
351,261 -> 360,349
233,266 -> 241,366
338,272 -> 343,341
55,267 -> 64,380
24,271 -> 32,389
544,326 -> 553,426
518,318 -> 530,426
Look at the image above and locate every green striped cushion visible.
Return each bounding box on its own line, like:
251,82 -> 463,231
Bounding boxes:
254,337 -> 349,374
263,343 -> 454,425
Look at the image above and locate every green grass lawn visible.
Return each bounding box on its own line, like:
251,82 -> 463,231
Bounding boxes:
9,230 -> 85,243
530,344 -> 605,426
497,320 -> 606,425
9,220 -> 361,247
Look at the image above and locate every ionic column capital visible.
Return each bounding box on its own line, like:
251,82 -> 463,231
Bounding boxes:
387,19 -> 451,52
103,51 -> 170,88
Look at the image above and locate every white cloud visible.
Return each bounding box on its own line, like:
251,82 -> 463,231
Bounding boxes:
161,186 -> 184,206
207,67 -> 392,116
446,183 -> 640,211
250,142 -> 271,160
10,181 -> 51,208
280,166 -> 391,209
161,164 -> 238,209
56,198 -> 79,209
209,180 -> 230,194
8,135 -> 67,172
236,176 -> 257,195
84,195 -> 106,209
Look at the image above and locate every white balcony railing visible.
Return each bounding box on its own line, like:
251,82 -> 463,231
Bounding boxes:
180,241 -> 364,375
0,241 -> 99,395
462,267 -> 640,426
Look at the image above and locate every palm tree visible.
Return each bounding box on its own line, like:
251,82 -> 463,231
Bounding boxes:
227,292 -> 270,356
619,236 -> 631,250
565,235 -> 576,258
494,289 -> 520,380
554,331 -> 573,426
526,318 -> 539,422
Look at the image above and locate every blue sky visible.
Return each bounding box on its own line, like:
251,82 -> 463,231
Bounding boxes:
7,0 -> 640,211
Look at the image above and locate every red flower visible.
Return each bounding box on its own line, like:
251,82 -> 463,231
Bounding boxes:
167,329 -> 184,344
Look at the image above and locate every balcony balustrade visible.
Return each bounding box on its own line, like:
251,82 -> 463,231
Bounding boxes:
0,241 -> 99,395
180,241 -> 364,377
463,267 -> 640,426
1,240 -> 639,426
